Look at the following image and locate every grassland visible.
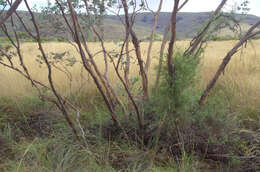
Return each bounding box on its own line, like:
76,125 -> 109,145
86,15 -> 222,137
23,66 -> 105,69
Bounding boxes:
1,40 -> 260,171
1,39 -> 260,122
1,40 -> 260,129
1,40 -> 260,99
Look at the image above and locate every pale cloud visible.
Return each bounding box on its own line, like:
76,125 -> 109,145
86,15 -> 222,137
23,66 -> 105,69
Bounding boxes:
138,0 -> 260,16
144,0 -> 260,16
18,0 -> 260,17
18,0 -> 55,11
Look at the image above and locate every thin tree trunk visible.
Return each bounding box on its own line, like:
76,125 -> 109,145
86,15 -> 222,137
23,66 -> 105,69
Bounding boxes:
67,0 -> 119,126
199,21 -> 260,105
121,0 -> 149,100
154,0 -> 189,89
154,20 -> 171,89
145,0 -> 163,72
24,0 -> 80,141
184,0 -> 228,57
167,0 -> 179,82
0,0 -> 22,26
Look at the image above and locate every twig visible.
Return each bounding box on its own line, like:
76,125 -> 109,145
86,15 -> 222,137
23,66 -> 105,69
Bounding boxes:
199,21 -> 260,105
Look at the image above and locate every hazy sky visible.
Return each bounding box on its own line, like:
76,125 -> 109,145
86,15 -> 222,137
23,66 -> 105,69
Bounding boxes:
18,0 -> 260,17
141,0 -> 260,16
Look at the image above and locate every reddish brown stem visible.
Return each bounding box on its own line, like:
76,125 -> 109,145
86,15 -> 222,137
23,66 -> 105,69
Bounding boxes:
0,0 -> 22,25
24,0 -> 80,142
121,0 -> 149,100
154,0 -> 189,89
145,0 -> 163,73
66,0 -> 119,126
167,0 -> 179,82
199,21 -> 260,105
184,0 -> 228,57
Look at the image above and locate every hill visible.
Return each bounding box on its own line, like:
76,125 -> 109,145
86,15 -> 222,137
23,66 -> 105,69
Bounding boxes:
107,12 -> 260,39
1,11 -> 259,41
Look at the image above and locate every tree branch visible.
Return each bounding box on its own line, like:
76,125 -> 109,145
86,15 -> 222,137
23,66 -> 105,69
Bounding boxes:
0,0 -> 22,26
199,21 -> 260,105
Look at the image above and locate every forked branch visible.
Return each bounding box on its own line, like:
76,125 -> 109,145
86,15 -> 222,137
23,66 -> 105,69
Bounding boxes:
145,0 -> 163,73
0,0 -> 22,25
24,0 -> 80,141
184,0 -> 228,56
154,0 -> 189,89
199,21 -> 260,105
121,0 -> 149,100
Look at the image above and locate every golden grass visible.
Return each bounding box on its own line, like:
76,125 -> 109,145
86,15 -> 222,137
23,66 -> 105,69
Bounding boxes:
200,40 -> 260,112
0,40 -> 260,112
218,23 -> 260,37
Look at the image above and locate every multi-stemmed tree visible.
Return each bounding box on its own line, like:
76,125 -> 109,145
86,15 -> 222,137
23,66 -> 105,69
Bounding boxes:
0,0 -> 259,144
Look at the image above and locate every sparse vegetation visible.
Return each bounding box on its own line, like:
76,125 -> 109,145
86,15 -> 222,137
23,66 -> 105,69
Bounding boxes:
0,40 -> 259,171
0,0 -> 260,171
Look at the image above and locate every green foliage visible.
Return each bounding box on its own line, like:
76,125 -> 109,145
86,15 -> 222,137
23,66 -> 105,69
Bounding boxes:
39,37 -> 57,42
17,32 -> 30,40
0,0 -> 6,7
208,34 -> 260,41
36,51 -> 78,68
251,35 -> 260,40
1,133 -> 113,172
0,44 -> 16,61
0,97 -> 54,139
0,37 -> 13,42
152,49 -> 201,125
144,33 -> 163,41
31,37 -> 56,42
210,35 -> 237,41
149,49 -> 244,165
57,36 -> 66,42
0,36 -> 57,43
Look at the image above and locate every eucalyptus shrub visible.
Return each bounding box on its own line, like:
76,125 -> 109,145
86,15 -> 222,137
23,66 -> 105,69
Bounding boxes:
152,49 -> 201,124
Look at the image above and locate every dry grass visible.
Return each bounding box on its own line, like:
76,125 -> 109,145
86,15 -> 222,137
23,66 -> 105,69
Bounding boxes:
0,41 -> 164,97
217,23 -> 260,37
200,40 -> 260,112
1,40 -> 260,172
0,40 -> 260,111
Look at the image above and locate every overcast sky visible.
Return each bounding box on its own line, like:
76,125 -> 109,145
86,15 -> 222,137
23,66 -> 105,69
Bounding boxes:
18,0 -> 260,17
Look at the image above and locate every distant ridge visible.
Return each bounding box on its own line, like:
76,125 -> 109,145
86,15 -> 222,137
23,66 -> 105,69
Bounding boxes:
1,11 -> 259,40
106,12 -> 260,39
